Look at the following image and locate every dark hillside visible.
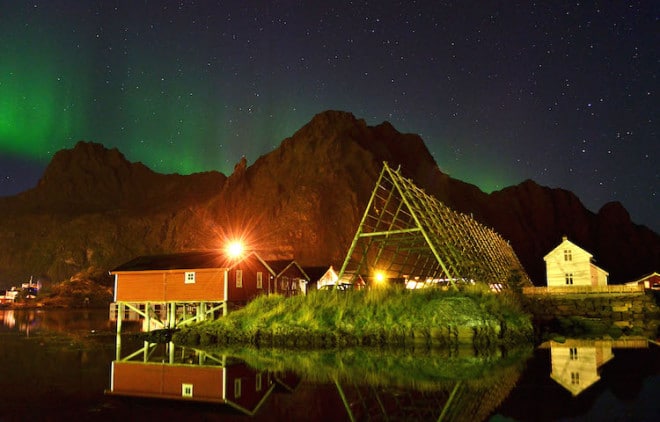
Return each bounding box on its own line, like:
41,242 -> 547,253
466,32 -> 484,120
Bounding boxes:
0,111 -> 656,287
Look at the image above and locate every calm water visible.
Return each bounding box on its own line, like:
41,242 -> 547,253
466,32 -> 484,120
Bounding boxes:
0,309 -> 657,421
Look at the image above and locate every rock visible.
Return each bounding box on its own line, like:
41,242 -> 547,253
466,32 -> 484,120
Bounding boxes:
0,110 -> 657,289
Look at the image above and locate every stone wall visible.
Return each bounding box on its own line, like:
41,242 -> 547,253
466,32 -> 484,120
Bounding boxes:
522,291 -> 660,337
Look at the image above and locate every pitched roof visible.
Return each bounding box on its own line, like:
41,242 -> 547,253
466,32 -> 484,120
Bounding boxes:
265,259 -> 296,275
543,237 -> 593,260
302,266 -> 333,282
337,163 -> 531,288
111,250 -> 241,272
266,259 -> 310,280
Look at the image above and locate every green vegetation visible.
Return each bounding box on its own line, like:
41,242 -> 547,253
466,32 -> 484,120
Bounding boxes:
540,316 -> 649,342
174,284 -> 533,349
205,344 -> 533,392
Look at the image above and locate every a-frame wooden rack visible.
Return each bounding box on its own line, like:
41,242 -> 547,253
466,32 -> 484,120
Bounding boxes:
337,162 -> 530,289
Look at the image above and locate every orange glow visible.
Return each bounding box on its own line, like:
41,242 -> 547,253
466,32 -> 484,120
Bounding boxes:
226,241 -> 244,258
374,271 -> 385,284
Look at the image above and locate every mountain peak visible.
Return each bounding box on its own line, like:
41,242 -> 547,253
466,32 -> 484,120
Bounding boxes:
39,141 -> 148,187
0,111 -> 656,287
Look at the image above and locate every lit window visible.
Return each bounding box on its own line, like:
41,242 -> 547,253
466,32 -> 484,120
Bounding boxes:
256,272 -> 263,289
565,273 -> 573,285
234,378 -> 242,398
564,249 -> 572,261
185,272 -> 196,284
571,372 -> 580,385
236,270 -> 243,288
182,383 -> 193,397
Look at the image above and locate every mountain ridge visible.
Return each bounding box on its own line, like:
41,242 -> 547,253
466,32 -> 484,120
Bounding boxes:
0,110 -> 657,288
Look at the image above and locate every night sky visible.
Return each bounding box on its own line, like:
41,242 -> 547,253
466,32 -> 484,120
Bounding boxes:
0,1 -> 657,232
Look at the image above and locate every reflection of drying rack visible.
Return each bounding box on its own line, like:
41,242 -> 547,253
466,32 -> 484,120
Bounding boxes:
333,368 -> 520,422
335,380 -> 466,421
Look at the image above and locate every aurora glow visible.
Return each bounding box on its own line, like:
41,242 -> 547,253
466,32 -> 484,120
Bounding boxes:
0,1 -> 657,232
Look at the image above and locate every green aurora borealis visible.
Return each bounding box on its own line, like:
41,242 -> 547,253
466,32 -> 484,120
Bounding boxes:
0,2 -> 656,232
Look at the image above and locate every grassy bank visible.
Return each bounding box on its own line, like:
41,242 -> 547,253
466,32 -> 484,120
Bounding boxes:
174,285 -> 533,349
205,344 -> 532,391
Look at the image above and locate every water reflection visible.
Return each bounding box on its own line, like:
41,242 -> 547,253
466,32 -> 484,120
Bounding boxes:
108,337 -> 532,421
541,337 -> 652,397
108,341 -> 277,415
1,309 -> 656,420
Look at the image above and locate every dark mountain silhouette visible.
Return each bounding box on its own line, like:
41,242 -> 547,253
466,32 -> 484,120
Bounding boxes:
0,110 -> 657,288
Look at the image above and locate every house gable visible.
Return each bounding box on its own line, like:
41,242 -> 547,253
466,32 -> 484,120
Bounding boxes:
544,237 -> 608,287
266,259 -> 310,296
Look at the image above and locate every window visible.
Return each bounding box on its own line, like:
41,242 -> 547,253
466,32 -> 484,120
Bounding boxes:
256,272 -> 263,289
565,273 -> 573,285
564,249 -> 572,261
236,270 -> 243,288
570,347 -> 578,360
182,383 -> 193,397
256,373 -> 262,391
571,372 -> 580,385
185,272 -> 196,284
234,378 -> 242,398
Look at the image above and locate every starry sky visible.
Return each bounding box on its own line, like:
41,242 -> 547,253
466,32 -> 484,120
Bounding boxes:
0,1 -> 657,232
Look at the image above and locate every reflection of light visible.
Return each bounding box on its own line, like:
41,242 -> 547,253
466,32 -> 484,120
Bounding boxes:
2,310 -> 16,329
226,241 -> 244,258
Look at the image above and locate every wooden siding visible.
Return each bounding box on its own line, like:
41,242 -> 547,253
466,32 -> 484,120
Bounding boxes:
544,239 -> 608,287
114,268 -> 225,302
590,263 -> 608,286
111,362 -> 224,401
110,361 -> 272,412
273,264 -> 308,296
225,254 -> 271,303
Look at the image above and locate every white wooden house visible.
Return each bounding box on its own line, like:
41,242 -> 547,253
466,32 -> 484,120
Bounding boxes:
543,236 -> 608,287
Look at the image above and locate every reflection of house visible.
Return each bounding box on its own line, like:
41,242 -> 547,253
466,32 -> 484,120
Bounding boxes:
107,344 -> 275,415
544,236 -> 608,287
110,251 -> 308,332
549,340 -> 614,396
546,339 -> 615,396
273,371 -> 302,393
625,272 -> 660,290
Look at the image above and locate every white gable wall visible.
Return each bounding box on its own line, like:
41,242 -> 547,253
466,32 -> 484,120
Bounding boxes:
544,238 -> 608,287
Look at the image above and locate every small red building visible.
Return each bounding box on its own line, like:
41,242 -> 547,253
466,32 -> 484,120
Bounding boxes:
107,344 -> 275,415
110,250 -> 309,332
265,260 -> 309,296
626,271 -> 660,290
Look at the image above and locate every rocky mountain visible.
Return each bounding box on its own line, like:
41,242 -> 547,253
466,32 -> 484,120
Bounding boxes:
0,110 -> 657,288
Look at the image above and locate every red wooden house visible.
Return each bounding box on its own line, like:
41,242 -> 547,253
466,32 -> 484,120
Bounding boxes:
110,250 -> 309,332
107,344 -> 275,415
625,271 -> 660,290
265,260 -> 310,296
